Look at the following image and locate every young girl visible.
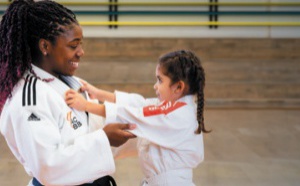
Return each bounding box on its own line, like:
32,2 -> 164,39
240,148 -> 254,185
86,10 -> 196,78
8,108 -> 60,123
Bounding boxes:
65,50 -> 210,186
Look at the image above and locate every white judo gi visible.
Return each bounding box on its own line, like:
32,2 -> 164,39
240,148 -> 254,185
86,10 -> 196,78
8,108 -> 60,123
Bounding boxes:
104,91 -> 204,186
0,65 -> 115,186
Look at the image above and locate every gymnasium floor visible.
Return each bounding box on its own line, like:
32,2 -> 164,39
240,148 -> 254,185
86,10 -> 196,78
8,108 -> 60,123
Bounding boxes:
1,108 -> 299,186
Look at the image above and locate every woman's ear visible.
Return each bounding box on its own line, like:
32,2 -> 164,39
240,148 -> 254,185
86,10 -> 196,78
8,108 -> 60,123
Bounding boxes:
38,39 -> 51,56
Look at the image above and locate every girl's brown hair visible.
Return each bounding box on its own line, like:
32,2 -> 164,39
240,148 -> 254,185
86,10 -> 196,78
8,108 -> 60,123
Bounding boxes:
159,50 -> 210,134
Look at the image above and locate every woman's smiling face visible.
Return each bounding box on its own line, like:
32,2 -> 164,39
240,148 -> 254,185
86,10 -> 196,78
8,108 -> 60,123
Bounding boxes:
44,23 -> 84,77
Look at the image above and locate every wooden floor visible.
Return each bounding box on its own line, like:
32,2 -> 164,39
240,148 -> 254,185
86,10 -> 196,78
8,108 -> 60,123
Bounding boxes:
1,108 -> 300,186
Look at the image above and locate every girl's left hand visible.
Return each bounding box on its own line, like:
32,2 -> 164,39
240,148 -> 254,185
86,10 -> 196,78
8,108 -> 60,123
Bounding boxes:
79,80 -> 98,100
65,89 -> 87,111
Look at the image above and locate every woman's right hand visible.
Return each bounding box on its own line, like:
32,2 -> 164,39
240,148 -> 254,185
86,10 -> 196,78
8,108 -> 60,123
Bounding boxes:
103,123 -> 137,147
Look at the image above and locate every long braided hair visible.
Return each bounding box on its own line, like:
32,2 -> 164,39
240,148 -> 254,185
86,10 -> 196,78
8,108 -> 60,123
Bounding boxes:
159,50 -> 210,134
0,0 -> 78,113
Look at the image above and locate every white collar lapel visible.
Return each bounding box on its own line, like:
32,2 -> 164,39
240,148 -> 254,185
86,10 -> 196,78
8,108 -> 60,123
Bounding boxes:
30,64 -> 88,125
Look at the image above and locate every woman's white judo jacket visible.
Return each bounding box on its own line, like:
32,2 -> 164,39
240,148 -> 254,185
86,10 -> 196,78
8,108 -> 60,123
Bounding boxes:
105,91 -> 204,186
0,65 -> 115,186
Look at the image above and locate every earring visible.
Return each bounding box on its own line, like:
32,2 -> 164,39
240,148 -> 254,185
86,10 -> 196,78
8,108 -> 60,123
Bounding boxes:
44,52 -> 47,56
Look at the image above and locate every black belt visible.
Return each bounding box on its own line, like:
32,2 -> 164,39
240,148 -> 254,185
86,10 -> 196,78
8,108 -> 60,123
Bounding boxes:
32,178 -> 43,186
32,176 -> 117,186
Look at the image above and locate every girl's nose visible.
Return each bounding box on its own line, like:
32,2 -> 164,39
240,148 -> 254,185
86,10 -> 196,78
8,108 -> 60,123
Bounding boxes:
153,83 -> 157,90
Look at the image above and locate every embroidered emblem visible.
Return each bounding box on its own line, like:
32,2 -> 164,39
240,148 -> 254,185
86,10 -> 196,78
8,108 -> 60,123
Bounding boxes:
71,116 -> 82,130
143,101 -> 187,117
67,111 -> 82,130
28,113 -> 41,121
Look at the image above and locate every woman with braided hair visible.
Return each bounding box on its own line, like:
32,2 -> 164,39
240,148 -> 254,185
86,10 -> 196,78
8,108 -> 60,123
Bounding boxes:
65,50 -> 210,186
0,0 -> 136,185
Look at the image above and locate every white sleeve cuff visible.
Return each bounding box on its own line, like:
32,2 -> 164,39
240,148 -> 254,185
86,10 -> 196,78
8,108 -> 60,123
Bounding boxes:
114,90 -> 131,105
104,101 -> 118,125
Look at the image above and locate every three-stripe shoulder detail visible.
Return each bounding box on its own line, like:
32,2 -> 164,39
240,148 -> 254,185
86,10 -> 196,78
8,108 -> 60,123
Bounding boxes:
22,75 -> 38,107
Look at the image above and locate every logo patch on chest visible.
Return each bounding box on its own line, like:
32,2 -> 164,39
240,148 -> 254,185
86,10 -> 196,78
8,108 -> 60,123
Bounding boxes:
28,113 -> 40,121
143,101 -> 187,117
71,117 -> 82,130
67,111 -> 82,130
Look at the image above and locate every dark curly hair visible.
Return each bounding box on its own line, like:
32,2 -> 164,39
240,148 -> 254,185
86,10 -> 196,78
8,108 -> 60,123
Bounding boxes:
159,50 -> 210,134
0,0 -> 78,113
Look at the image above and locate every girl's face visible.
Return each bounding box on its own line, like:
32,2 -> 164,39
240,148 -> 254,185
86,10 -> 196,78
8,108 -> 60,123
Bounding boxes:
154,64 -> 179,102
43,24 -> 84,77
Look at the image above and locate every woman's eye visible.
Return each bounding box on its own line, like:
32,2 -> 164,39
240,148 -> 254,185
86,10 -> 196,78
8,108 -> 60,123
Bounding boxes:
70,45 -> 77,49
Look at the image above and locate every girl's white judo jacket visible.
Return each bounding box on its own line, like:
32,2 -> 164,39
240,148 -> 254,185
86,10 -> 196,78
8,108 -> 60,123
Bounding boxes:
104,91 -> 204,186
0,65 -> 115,186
